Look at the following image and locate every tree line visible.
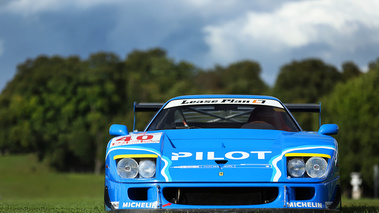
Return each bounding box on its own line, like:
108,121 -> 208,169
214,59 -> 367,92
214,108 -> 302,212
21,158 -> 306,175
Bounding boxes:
0,47 -> 377,196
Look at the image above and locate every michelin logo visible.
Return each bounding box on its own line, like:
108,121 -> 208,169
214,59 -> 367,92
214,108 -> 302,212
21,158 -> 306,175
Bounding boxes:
289,202 -> 323,208
122,201 -> 158,209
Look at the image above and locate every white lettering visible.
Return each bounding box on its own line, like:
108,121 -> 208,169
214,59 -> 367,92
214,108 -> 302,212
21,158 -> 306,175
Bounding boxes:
171,151 -> 273,160
289,202 -> 323,209
207,152 -> 224,160
225,151 -> 249,160
122,202 -> 158,209
250,151 -> 272,159
196,152 -> 203,160
172,152 -> 192,160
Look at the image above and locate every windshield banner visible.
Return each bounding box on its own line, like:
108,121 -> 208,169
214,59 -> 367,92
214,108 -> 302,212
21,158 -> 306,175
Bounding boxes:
164,98 -> 283,109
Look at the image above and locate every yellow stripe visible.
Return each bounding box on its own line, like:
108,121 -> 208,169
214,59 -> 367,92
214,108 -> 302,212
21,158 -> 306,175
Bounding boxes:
114,154 -> 158,160
285,153 -> 331,159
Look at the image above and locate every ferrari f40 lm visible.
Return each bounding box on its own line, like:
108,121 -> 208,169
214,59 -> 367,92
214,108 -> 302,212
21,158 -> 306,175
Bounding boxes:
104,95 -> 340,211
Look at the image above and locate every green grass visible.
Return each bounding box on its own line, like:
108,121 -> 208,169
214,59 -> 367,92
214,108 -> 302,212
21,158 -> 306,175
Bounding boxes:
342,197 -> 379,213
1,154 -> 379,212
0,198 -> 103,213
0,154 -> 104,212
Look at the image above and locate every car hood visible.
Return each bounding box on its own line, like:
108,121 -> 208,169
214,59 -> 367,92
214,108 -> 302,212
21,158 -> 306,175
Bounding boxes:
106,129 -> 337,183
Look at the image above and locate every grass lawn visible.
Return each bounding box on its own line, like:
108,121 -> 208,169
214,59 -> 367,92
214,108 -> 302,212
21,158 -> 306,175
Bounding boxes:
0,198 -> 103,213
0,154 -> 104,212
1,154 -> 378,212
341,197 -> 379,213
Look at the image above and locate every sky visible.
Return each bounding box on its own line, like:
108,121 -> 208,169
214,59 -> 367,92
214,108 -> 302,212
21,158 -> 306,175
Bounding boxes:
1,0 -> 379,92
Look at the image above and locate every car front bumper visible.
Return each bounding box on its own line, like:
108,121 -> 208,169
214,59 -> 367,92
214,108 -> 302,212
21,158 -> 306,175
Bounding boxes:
104,177 -> 340,211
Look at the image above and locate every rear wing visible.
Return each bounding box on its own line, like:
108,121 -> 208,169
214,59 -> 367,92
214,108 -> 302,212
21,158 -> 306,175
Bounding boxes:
285,103 -> 322,128
284,103 -> 320,113
134,103 -> 164,112
133,102 -> 321,130
134,102 -> 321,113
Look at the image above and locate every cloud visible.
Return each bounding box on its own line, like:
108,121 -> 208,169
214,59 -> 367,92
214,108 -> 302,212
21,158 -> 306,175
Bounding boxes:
203,0 -> 379,66
1,0 -> 379,91
1,0 -> 121,15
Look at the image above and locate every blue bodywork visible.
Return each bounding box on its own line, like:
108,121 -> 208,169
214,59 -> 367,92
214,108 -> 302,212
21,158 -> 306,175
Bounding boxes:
104,95 -> 340,211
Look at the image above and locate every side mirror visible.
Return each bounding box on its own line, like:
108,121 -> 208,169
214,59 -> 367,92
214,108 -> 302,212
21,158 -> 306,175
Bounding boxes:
318,124 -> 339,135
109,124 -> 129,136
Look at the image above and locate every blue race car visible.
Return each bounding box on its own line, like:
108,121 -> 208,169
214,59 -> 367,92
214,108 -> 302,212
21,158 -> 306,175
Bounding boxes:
104,95 -> 340,211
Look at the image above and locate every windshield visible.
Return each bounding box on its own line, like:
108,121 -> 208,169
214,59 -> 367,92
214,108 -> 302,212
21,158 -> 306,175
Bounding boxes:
147,101 -> 300,131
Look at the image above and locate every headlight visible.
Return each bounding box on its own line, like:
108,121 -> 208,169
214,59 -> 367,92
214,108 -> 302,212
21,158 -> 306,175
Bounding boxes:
117,158 -> 139,178
138,160 -> 156,178
287,158 -> 305,177
306,157 -> 328,178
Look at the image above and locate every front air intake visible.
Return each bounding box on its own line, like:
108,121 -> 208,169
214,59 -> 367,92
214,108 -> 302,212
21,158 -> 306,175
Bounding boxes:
128,188 -> 148,200
163,187 -> 278,205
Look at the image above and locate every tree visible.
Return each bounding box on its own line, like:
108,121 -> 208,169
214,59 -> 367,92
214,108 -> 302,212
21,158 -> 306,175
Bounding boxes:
273,58 -> 342,103
123,48 -> 200,130
69,52 -> 125,174
220,61 -> 268,94
195,60 -> 268,95
0,56 -> 84,158
272,59 -> 343,130
342,61 -> 362,81
0,48 -> 205,171
0,53 -> 125,173
124,48 -> 194,103
322,59 -> 379,196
